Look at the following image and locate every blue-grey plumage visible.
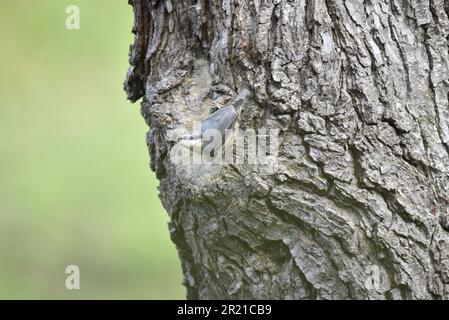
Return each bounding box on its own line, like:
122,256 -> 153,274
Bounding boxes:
180,89 -> 250,146
199,105 -> 237,140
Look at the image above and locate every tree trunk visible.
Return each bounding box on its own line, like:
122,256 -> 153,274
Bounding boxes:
125,0 -> 449,299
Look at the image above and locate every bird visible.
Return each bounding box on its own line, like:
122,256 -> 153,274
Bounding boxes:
168,88 -> 251,183
178,88 -> 250,153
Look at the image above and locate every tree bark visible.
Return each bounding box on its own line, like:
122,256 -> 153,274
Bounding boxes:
125,0 -> 449,299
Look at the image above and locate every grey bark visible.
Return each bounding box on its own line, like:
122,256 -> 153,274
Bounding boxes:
125,0 -> 449,299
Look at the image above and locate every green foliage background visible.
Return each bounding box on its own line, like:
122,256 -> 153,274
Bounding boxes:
0,1 -> 184,299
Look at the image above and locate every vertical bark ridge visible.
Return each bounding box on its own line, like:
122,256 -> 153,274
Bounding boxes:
126,0 -> 449,299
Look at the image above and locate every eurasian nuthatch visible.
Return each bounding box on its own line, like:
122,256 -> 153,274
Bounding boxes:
179,89 -> 250,149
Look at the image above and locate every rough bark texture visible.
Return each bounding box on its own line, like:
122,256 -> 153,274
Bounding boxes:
125,0 -> 449,299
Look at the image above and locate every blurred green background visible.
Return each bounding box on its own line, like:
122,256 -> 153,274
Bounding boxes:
0,1 -> 184,299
